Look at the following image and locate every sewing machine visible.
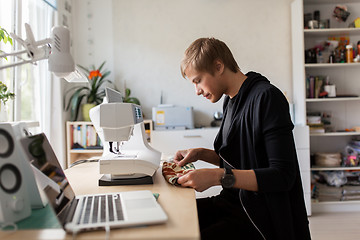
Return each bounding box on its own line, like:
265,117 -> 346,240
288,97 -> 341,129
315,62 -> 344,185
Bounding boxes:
89,89 -> 161,186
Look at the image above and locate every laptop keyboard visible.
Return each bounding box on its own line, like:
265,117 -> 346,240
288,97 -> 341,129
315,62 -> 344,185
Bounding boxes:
76,194 -> 124,225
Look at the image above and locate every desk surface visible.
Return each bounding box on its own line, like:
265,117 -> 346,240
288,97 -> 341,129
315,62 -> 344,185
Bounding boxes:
1,162 -> 200,240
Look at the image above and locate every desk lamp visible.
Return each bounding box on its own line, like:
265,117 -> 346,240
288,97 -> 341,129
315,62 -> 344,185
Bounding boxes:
0,23 -> 87,82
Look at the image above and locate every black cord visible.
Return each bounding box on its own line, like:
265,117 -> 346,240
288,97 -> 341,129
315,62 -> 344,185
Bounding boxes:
69,159 -> 99,168
219,154 -> 265,240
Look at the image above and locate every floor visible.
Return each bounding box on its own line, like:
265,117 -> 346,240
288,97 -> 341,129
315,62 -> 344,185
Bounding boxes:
309,211 -> 360,239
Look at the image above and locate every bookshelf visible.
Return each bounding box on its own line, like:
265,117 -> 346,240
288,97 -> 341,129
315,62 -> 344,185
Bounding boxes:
292,0 -> 360,212
66,121 -> 103,168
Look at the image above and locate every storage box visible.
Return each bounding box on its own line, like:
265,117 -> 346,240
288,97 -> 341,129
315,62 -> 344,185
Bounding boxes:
152,105 -> 194,130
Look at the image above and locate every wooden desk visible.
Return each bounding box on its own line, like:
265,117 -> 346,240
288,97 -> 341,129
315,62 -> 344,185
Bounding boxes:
1,162 -> 200,240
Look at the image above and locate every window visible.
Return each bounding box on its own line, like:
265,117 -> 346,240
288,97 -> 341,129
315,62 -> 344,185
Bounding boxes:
0,0 -> 56,123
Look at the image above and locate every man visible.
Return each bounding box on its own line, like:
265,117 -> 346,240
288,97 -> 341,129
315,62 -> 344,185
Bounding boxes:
174,38 -> 311,240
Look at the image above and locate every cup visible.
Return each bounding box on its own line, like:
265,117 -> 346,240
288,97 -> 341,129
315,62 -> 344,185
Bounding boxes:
324,85 -> 336,97
308,20 -> 319,29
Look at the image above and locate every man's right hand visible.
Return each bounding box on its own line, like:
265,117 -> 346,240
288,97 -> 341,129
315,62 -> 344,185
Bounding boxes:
173,148 -> 202,167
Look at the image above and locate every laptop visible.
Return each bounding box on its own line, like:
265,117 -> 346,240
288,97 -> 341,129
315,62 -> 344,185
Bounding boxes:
20,133 -> 168,233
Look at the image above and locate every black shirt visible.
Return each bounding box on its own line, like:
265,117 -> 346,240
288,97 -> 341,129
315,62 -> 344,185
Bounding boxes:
214,72 -> 311,240
222,94 -> 237,143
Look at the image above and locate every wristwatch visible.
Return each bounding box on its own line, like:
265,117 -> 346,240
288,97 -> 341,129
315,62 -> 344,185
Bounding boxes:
221,168 -> 235,189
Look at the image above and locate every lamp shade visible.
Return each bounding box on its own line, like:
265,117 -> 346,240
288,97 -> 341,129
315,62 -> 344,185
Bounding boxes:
48,26 -> 75,78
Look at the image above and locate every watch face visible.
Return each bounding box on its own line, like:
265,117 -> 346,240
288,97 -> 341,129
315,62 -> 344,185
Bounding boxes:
222,173 -> 235,188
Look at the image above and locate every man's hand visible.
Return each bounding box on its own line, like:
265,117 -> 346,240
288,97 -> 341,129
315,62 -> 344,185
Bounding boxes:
173,148 -> 201,167
177,168 -> 223,192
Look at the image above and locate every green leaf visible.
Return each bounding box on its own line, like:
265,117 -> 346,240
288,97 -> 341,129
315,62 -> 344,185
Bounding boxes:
65,87 -> 89,111
0,30 -> 4,41
72,95 -> 86,121
95,75 -> 111,89
98,71 -> 110,81
0,81 -> 15,104
0,28 -> 13,46
1,27 -> 10,35
98,61 -> 106,72
77,64 -> 90,75
126,97 -> 140,105
125,88 -> 131,98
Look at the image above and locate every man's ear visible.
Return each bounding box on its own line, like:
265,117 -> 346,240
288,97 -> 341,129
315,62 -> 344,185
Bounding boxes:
214,60 -> 224,75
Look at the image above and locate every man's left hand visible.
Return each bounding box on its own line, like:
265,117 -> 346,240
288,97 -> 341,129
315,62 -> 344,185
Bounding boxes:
177,168 -> 223,192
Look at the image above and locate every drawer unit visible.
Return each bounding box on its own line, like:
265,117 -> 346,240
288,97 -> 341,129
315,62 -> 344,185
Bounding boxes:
150,128 -> 219,155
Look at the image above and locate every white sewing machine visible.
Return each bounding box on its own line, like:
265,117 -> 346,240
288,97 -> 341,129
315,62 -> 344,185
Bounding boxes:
89,88 -> 161,185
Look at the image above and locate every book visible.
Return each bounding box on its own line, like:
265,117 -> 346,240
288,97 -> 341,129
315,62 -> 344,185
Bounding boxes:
309,76 -> 315,98
314,76 -> 323,99
70,123 -> 102,149
309,125 -> 325,133
314,183 -> 342,202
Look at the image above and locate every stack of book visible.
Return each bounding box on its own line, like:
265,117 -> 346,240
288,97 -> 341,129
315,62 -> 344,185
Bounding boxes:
313,183 -> 342,202
341,185 -> 360,201
307,112 -> 325,133
71,124 -> 102,149
306,75 -> 327,99
313,183 -> 360,202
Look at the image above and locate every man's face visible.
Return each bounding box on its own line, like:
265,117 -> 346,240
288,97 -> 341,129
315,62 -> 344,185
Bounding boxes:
184,65 -> 224,103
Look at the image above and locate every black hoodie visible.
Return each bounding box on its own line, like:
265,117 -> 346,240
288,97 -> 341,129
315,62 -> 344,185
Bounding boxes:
214,72 -> 311,240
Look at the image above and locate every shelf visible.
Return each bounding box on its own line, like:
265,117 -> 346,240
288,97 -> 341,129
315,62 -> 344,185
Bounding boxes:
305,62 -> 360,68
68,121 -> 93,124
306,97 -> 360,102
311,166 -> 360,171
311,199 -> 360,212
310,132 -> 360,137
305,0 -> 360,4
304,28 -> 360,37
312,200 -> 360,205
69,149 -> 103,154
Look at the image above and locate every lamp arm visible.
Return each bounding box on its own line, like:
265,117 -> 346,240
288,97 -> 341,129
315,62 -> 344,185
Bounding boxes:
0,50 -> 28,58
34,38 -> 51,47
0,59 -> 34,70
0,44 -> 51,71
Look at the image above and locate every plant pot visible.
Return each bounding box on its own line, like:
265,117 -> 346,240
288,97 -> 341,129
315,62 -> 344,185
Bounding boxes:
0,102 -> 8,122
82,103 -> 96,122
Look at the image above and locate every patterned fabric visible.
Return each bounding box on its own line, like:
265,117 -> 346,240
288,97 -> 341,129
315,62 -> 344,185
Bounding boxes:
162,161 -> 195,186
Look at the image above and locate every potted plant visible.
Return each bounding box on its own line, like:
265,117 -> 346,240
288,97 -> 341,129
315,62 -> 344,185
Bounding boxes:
0,26 -> 15,121
0,26 -> 13,60
65,61 -> 112,121
0,81 -> 15,120
0,81 -> 15,104
123,88 -> 140,105
0,81 -> 15,121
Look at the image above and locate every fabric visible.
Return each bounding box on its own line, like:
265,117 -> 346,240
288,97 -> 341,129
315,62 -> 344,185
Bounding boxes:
162,161 -> 195,185
213,72 -> 311,240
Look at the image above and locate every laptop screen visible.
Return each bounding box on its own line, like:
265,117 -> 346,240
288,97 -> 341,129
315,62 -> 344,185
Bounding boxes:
20,133 -> 76,225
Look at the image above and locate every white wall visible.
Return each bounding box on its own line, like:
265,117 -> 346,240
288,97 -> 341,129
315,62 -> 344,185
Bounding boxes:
72,0 -> 114,78
72,0 -> 293,127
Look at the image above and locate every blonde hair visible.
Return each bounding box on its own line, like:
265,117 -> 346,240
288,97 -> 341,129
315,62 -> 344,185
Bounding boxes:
180,37 -> 240,79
